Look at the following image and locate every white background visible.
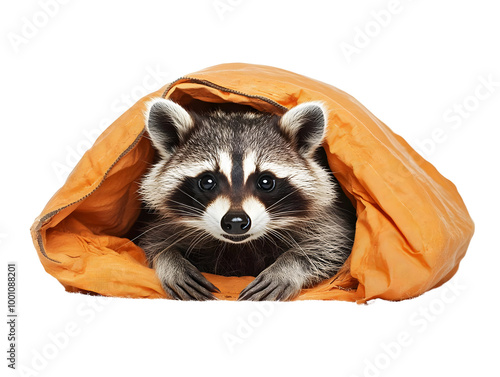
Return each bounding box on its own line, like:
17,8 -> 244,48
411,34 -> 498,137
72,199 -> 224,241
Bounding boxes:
1,0 -> 499,376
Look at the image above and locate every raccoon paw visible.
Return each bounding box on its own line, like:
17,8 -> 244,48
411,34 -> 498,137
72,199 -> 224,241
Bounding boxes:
237,268 -> 303,301
159,260 -> 220,301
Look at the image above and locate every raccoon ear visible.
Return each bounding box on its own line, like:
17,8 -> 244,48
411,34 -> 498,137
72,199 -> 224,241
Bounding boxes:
279,102 -> 327,157
145,98 -> 194,159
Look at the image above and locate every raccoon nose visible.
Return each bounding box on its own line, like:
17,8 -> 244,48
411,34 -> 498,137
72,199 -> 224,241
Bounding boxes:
221,212 -> 251,234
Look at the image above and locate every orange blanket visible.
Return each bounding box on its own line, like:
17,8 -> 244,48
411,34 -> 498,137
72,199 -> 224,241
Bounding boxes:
30,63 -> 474,302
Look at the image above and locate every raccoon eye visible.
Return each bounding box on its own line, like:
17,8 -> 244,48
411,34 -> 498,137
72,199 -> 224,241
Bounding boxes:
257,175 -> 275,191
198,175 -> 217,191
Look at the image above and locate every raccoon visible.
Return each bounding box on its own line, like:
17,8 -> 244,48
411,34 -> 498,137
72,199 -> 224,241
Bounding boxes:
137,99 -> 356,301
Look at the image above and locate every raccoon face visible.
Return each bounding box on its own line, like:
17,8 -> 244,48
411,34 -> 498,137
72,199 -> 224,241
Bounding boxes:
140,99 -> 336,244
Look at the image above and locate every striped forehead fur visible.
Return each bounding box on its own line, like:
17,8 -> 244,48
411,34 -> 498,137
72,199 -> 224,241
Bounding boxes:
218,151 -> 233,185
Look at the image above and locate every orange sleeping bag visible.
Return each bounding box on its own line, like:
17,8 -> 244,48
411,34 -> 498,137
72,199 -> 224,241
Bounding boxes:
30,63 -> 474,302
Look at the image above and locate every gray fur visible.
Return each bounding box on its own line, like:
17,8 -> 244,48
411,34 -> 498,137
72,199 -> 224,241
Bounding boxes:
138,99 -> 356,301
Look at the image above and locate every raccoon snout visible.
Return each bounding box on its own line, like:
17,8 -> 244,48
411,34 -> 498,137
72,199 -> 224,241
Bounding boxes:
221,211 -> 251,235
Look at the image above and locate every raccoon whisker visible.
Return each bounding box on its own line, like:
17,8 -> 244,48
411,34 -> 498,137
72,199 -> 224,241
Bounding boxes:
178,219 -> 207,228
165,199 -> 206,215
260,232 -> 279,249
268,218 -> 308,230
247,240 -> 258,261
165,198 -> 227,233
184,234 -> 207,259
269,211 -> 313,219
151,227 -> 201,265
151,226 -> 200,252
289,226 -> 349,275
172,206 -> 227,236
261,230 -> 285,251
299,217 -> 356,244
185,231 -> 212,259
214,241 -> 228,274
264,228 -> 295,249
167,206 -> 205,216
267,206 -> 305,214
267,229 -> 323,277
265,188 -> 302,213
176,188 -> 207,209
271,218 -> 311,224
184,232 -> 204,256
168,209 -> 204,218
276,228 -> 324,276
250,207 -> 308,236
329,206 -> 357,218
116,218 -> 187,251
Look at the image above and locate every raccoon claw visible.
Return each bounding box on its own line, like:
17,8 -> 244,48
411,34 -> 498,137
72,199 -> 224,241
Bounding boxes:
160,262 -> 220,301
238,270 -> 302,301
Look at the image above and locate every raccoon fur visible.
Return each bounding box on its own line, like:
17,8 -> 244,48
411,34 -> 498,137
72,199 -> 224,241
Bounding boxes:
137,99 -> 356,301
